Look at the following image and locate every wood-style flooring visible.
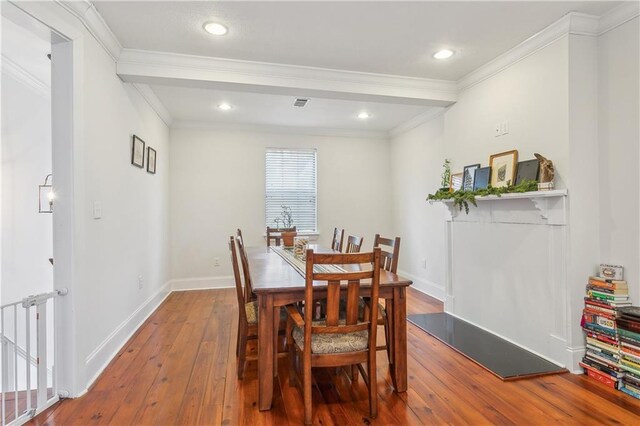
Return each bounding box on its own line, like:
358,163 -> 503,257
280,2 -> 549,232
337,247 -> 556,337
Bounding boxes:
30,288 -> 640,425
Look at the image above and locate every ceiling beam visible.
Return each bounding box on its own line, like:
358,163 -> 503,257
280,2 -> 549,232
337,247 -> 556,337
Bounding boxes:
116,49 -> 457,107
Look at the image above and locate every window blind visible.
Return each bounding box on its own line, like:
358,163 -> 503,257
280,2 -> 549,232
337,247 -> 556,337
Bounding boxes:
265,148 -> 317,232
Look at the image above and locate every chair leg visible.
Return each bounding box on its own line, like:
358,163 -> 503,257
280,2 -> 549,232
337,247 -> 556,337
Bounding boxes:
368,356 -> 377,419
303,355 -> 313,425
351,364 -> 359,382
237,332 -> 247,379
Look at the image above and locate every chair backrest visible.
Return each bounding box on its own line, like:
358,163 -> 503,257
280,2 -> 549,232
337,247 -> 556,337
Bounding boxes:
345,235 -> 364,253
237,228 -> 244,247
331,227 -> 344,252
303,248 -> 381,350
373,234 -> 401,274
266,226 -> 297,247
229,236 -> 249,325
235,234 -> 254,303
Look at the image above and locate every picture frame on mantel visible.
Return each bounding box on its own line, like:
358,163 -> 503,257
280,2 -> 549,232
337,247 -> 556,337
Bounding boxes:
462,163 -> 481,191
147,147 -> 157,174
489,149 -> 518,187
450,172 -> 463,191
131,135 -> 145,168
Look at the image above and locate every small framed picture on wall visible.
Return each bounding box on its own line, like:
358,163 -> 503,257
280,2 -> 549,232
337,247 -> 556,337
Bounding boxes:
147,147 -> 157,174
131,135 -> 145,168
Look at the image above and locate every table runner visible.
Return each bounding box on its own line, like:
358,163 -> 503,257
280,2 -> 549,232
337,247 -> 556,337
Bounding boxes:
270,246 -> 347,276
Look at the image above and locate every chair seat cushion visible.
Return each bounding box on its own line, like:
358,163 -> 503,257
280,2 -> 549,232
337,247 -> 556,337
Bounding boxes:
245,301 -> 287,325
292,321 -> 369,354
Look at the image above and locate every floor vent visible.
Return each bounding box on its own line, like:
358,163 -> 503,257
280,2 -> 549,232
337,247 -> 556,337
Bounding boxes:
293,98 -> 309,107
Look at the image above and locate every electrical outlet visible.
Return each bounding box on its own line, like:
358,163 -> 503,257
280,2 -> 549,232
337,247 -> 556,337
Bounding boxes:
214,257 -> 220,267
138,275 -> 143,289
421,259 -> 427,269
494,123 -> 501,137
93,201 -> 102,219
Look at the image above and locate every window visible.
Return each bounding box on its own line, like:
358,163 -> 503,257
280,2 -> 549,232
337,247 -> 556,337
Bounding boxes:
265,148 -> 317,232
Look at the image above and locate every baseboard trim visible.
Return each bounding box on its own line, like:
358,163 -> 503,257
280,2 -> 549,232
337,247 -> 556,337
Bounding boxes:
83,280 -> 172,393
398,270 -> 445,301
170,276 -> 234,291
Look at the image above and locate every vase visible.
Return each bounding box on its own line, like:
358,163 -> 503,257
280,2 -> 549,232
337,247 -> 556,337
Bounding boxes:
282,231 -> 297,247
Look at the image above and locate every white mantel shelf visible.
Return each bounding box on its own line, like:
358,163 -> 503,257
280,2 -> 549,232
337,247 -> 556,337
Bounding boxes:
429,189 -> 568,225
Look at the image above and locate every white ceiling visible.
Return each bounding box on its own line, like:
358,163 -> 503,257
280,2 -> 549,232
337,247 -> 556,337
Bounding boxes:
95,1 -> 621,80
151,84 -> 435,131
92,1 -> 623,131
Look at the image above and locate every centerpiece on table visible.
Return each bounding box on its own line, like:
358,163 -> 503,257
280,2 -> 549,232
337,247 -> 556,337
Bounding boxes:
273,205 -> 297,247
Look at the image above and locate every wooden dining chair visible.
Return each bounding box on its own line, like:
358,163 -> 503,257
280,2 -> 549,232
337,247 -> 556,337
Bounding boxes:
286,248 -> 381,425
229,236 -> 286,378
331,227 -> 344,252
344,235 -> 364,253
266,226 -> 297,247
236,231 -> 256,303
372,234 -> 401,371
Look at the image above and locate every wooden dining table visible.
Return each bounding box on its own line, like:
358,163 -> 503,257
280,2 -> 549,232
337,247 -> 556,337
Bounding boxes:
248,245 -> 413,411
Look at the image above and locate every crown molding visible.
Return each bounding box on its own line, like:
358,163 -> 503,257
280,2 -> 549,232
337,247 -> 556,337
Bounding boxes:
389,107 -> 446,138
131,83 -> 173,127
56,0 -> 122,61
458,12 -> 600,92
117,49 -> 457,106
171,120 -> 389,140
598,1 -> 640,35
1,54 -> 50,98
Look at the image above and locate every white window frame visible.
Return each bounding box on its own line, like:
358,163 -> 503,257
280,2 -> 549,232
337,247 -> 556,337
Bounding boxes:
265,148 -> 318,233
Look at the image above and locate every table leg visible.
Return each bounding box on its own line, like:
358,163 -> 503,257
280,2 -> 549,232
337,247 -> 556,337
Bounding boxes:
258,294 -> 275,410
392,287 -> 408,392
385,298 -> 397,389
273,305 -> 279,377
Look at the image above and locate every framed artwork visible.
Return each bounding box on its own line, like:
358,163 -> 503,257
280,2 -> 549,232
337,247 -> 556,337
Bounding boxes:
131,135 -> 145,168
489,149 -> 518,187
147,147 -> 157,174
473,166 -> 491,191
515,159 -> 540,184
450,172 -> 463,191
462,163 -> 481,191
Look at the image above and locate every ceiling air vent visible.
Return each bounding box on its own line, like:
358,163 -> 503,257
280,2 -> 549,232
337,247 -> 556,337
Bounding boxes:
293,98 -> 309,108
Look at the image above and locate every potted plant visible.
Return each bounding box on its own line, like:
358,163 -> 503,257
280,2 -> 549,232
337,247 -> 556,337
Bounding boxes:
274,206 -> 297,246
440,159 -> 451,192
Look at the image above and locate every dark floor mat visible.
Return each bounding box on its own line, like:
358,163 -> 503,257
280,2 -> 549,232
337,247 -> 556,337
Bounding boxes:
408,312 -> 567,380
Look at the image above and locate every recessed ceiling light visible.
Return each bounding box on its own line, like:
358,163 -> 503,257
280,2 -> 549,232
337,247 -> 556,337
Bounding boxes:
358,112 -> 371,119
433,49 -> 454,60
203,22 -> 228,36
218,103 -> 232,111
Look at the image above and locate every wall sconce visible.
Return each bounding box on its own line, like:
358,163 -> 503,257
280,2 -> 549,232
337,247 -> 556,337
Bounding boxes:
39,174 -> 54,213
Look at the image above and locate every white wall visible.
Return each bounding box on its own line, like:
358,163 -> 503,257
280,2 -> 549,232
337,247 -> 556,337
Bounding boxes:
169,126 -> 393,286
10,2 -> 172,395
597,16 -> 640,303
74,38 -> 171,388
390,16 -> 639,369
390,114 -> 447,299
1,57 -> 53,305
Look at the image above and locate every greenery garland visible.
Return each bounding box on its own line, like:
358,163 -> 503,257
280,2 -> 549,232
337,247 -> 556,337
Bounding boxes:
427,180 -> 539,214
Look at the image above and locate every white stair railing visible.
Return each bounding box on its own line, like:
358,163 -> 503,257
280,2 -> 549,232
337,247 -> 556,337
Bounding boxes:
0,289 -> 66,425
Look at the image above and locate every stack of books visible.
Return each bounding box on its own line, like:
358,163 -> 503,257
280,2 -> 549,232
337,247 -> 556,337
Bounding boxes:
580,275 -> 631,388
616,307 -> 640,399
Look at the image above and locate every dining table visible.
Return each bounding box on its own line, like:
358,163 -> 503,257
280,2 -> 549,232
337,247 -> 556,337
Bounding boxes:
248,244 -> 413,411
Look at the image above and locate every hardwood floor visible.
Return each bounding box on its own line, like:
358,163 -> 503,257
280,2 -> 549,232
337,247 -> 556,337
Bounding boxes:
30,288 -> 640,425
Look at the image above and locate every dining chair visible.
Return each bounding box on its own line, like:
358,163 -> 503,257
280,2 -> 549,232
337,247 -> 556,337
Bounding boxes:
331,227 -> 344,252
344,234 -> 364,253
236,231 -> 256,303
266,226 -> 297,247
372,235 -> 401,366
286,248 -> 382,425
229,236 -> 286,378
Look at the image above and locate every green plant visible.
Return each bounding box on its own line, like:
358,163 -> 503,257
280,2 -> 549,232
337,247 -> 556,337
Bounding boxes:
427,180 -> 539,214
273,205 -> 294,229
440,159 -> 451,189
